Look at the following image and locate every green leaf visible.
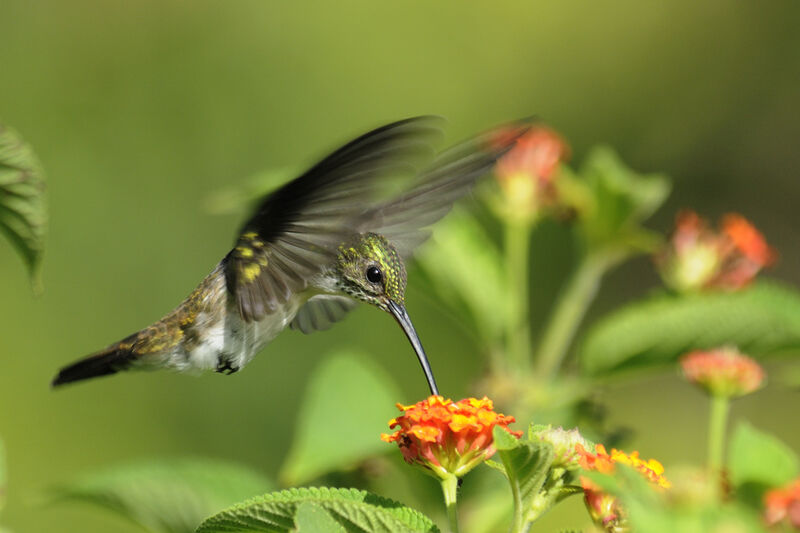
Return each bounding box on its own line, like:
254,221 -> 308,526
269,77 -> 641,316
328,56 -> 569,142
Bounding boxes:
294,502 -> 346,533
729,421 -> 799,488
0,121 -> 47,286
579,280 -> 800,376
578,146 -> 669,253
279,351 -> 402,486
51,457 -> 273,533
196,487 -> 439,533
492,426 -> 554,527
414,208 -> 507,345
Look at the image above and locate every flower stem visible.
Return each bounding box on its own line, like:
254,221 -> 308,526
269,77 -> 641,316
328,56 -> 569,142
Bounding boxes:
708,394 -> 730,479
504,218 -> 533,374
441,474 -> 461,533
534,250 -> 621,380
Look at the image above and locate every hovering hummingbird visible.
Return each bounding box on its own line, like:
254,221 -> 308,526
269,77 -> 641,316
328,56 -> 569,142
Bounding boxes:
52,117 -> 528,395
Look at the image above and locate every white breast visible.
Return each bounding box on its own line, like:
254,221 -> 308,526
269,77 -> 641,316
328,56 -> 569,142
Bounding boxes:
171,295 -> 305,373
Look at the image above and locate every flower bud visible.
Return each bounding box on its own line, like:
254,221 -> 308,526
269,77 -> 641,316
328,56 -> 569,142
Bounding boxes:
530,425 -> 590,469
680,347 -> 765,398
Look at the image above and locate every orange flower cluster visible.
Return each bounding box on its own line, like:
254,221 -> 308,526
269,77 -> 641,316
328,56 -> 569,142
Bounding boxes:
576,444 -> 670,531
491,125 -> 569,219
656,210 -> 776,292
381,395 -> 521,479
577,444 -> 671,489
764,479 -> 800,529
680,347 -> 765,398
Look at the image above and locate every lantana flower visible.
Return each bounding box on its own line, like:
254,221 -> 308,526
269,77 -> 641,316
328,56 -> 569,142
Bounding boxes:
491,125 -> 569,220
576,444 -> 670,532
381,395 -> 521,479
764,478 -> 800,529
716,213 -> 778,289
680,347 -> 765,398
656,210 -> 775,292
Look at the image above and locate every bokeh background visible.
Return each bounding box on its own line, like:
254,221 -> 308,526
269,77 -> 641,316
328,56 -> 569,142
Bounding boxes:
2,1 -> 800,531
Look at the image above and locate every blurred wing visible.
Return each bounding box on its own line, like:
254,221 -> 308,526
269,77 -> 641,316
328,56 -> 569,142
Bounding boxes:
226,117 -> 443,321
354,119 -> 532,257
289,295 -> 358,334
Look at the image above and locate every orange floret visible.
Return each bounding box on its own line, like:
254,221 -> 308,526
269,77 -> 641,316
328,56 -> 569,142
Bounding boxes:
722,213 -> 777,267
576,443 -> 670,531
764,478 -> 800,528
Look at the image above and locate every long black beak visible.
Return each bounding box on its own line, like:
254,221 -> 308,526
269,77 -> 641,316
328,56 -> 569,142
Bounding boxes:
387,300 -> 439,396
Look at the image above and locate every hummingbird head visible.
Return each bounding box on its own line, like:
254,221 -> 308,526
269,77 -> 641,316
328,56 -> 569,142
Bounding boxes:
335,233 -> 408,310
335,233 -> 439,395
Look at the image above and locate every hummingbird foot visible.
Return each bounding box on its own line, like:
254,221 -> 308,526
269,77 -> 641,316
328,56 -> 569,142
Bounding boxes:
215,359 -> 239,375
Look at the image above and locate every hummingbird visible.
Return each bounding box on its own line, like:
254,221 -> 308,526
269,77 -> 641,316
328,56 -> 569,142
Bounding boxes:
52,116 -> 528,395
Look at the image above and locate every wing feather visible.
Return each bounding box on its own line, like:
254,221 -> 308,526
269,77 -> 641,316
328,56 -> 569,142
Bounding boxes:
226,117 -> 530,322
355,119 -> 532,257
290,295 -> 358,334
227,117 -> 443,321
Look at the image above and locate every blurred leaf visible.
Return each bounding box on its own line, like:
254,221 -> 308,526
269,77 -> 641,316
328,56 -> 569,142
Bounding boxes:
414,208 -> 507,345
0,121 -> 47,286
195,487 -> 439,533
578,146 -> 669,254
586,468 -> 765,533
204,166 -> 299,215
579,280 -> 800,376
280,351 -> 402,486
492,426 -> 554,527
294,501 -> 346,533
729,422 -> 799,488
51,457 -> 273,533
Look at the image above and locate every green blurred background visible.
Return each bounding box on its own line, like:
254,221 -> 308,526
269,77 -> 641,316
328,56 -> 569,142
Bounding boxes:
2,1 -> 800,531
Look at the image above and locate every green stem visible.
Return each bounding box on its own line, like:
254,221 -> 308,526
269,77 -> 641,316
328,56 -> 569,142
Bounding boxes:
534,251 -> 621,380
441,474 -> 460,533
708,394 -> 730,478
508,470 -> 524,533
504,218 -> 533,374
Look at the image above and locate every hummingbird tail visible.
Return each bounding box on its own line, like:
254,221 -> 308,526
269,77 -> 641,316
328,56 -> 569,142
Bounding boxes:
51,343 -> 135,387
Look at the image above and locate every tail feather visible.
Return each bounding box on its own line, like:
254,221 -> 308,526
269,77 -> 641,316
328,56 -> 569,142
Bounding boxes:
52,343 -> 136,388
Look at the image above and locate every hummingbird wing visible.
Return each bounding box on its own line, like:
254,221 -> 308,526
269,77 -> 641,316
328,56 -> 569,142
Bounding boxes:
352,119 -> 532,257
286,120 -> 532,334
226,117 -> 444,322
289,295 -> 358,334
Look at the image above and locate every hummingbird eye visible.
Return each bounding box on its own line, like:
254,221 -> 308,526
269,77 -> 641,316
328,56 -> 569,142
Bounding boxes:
366,266 -> 383,284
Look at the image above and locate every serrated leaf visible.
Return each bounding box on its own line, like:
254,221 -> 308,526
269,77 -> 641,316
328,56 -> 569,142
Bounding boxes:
280,352 -> 402,486
294,501 -> 346,533
0,121 -> 47,285
51,458 -> 273,533
578,146 -> 669,253
493,425 -> 522,452
492,426 -> 554,528
579,280 -> 800,376
196,487 -> 439,533
483,459 -> 507,476
729,422 -> 799,488
414,208 -> 507,345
